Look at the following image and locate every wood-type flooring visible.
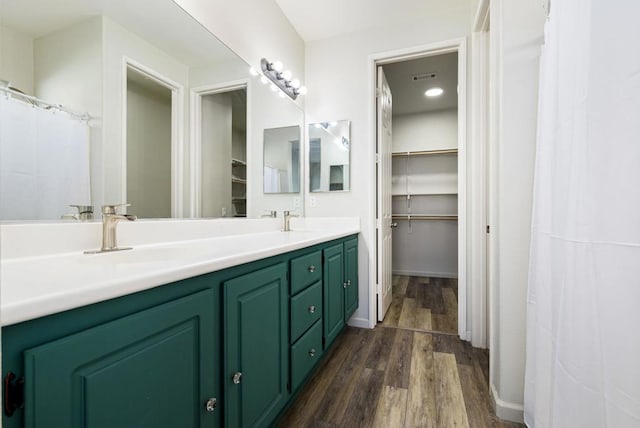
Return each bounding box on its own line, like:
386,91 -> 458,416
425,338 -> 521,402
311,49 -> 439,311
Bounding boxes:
278,276 -> 523,428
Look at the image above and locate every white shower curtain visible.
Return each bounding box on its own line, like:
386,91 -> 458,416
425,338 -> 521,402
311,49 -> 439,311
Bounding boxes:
525,1 -> 640,427
0,96 -> 91,220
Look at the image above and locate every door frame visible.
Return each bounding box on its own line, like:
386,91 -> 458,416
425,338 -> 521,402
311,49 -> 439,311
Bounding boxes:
122,57 -> 185,217
368,38 -> 469,339
189,79 -> 251,217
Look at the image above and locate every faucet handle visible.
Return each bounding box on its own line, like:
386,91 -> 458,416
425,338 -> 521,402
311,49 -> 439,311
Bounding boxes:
102,204 -> 130,215
261,210 -> 277,218
284,210 -> 299,217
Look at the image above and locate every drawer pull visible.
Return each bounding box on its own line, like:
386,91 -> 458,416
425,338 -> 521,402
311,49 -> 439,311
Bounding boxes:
346,280 -> 351,286
232,372 -> 242,385
308,265 -> 316,273
205,398 -> 217,412
308,305 -> 316,314
343,282 -> 348,288
309,348 -> 317,357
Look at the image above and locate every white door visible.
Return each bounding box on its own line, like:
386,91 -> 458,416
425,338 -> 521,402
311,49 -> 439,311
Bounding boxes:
376,66 -> 393,321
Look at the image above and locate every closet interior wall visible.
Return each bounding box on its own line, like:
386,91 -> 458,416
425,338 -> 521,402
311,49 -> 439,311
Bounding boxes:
391,107 -> 459,278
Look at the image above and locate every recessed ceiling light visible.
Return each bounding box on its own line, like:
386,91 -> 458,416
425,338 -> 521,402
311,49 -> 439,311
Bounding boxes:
425,87 -> 444,97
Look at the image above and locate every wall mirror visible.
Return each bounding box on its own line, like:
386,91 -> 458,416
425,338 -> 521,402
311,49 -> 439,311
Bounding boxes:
263,126 -> 301,194
309,120 -> 351,192
0,0 -> 304,221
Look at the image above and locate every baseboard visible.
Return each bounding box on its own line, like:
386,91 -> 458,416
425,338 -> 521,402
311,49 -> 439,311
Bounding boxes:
490,383 -> 524,423
392,269 -> 458,279
347,317 -> 372,329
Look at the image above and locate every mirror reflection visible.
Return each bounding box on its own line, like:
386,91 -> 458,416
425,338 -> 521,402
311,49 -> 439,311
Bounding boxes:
263,126 -> 301,194
309,120 -> 351,192
0,0 -> 303,221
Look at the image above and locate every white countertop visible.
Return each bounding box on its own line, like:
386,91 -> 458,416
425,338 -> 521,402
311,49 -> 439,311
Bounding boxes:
1,218 -> 359,326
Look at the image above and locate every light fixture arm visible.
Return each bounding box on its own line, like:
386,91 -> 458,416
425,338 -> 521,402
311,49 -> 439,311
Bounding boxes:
260,58 -> 301,100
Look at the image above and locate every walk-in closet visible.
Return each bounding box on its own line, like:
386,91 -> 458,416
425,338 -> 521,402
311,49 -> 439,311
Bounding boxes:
382,52 -> 459,334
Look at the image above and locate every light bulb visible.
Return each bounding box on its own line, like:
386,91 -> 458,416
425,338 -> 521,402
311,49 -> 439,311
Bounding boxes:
314,123 -> 322,129
270,83 -> 278,92
425,87 -> 444,97
282,70 -> 292,80
260,75 -> 269,85
290,79 -> 300,89
298,86 -> 308,95
249,67 -> 259,76
272,61 -> 283,72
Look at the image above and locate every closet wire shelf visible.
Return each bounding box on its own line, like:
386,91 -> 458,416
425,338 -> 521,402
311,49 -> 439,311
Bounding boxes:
392,214 -> 458,221
391,148 -> 458,157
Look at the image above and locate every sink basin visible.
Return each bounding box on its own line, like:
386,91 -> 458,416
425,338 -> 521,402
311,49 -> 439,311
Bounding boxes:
81,246 -> 197,265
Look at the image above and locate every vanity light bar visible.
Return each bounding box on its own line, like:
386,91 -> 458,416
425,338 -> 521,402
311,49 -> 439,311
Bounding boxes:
259,58 -> 306,100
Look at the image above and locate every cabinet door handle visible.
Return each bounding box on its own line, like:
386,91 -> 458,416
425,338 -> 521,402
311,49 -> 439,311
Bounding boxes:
232,372 -> 242,384
343,282 -> 348,289
346,280 -> 351,286
308,305 -> 316,314
308,265 -> 316,273
309,348 -> 316,357
205,398 -> 217,412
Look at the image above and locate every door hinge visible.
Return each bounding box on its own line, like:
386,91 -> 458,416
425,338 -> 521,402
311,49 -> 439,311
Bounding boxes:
375,88 -> 382,98
486,225 -> 490,234
4,372 -> 24,417
375,153 -> 381,164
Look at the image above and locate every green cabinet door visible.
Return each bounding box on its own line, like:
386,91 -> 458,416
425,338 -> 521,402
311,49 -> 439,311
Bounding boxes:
323,243 -> 345,348
22,289 -> 216,428
344,238 -> 359,320
224,263 -> 289,428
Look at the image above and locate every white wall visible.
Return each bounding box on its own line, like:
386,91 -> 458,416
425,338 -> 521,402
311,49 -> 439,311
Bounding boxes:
201,92 -> 233,217
489,0 -> 545,421
304,3 -> 471,327
101,16 -> 190,213
393,108 -> 458,152
126,79 -> 172,218
0,25 -> 34,95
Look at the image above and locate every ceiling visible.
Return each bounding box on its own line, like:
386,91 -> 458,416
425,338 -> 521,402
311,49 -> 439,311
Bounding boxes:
275,0 -> 469,42
383,52 -> 458,116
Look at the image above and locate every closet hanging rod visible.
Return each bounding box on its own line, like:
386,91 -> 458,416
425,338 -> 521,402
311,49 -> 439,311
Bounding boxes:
392,214 -> 458,221
391,148 -> 458,157
0,86 -> 91,121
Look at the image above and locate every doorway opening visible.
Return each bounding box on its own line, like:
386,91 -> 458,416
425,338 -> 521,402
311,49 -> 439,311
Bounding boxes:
190,82 -> 248,218
125,66 -> 174,218
372,39 -> 468,339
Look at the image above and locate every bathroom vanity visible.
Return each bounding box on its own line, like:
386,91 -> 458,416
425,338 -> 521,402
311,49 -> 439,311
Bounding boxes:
1,220 -> 359,428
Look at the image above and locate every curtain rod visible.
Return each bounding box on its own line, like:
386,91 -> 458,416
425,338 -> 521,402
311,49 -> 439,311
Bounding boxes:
0,87 -> 91,121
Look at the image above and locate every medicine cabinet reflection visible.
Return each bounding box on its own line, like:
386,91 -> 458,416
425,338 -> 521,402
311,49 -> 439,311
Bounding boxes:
309,120 -> 350,192
263,125 -> 301,194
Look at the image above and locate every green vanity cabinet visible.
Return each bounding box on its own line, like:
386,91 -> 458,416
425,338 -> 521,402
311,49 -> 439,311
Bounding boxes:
21,289 -> 216,428
2,234 -> 358,428
344,237 -> 359,320
323,238 -> 359,349
323,243 -> 345,348
223,263 -> 289,428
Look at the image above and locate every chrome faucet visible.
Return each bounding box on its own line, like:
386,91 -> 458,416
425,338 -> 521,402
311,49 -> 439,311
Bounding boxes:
85,204 -> 136,254
283,210 -> 298,232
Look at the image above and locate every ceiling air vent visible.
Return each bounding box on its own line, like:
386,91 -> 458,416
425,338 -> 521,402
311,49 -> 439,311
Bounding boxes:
411,72 -> 437,81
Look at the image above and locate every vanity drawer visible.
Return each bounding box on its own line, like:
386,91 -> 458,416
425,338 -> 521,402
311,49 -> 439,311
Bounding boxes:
290,281 -> 322,343
290,251 -> 322,294
291,319 -> 323,392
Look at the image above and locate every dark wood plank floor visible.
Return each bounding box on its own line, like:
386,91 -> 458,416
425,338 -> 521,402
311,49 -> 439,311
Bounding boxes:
278,276 -> 524,428
383,275 -> 459,335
